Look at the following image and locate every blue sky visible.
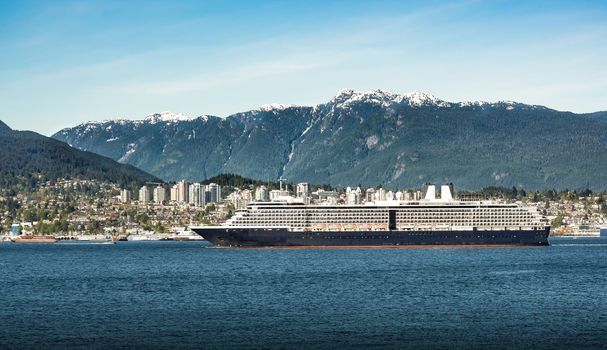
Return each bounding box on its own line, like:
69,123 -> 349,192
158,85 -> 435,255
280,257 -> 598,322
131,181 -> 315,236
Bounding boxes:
1,0 -> 606,135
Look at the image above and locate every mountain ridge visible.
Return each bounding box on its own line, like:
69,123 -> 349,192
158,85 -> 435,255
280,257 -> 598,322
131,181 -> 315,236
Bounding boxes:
0,120 -> 160,190
52,89 -> 607,190
76,89 -> 566,125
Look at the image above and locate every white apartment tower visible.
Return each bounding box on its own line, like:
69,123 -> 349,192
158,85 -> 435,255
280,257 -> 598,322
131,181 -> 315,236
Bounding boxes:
205,183 -> 221,203
365,188 -> 375,203
120,189 -> 131,203
345,187 -> 361,205
255,186 -> 269,202
139,185 -> 151,204
153,186 -> 166,204
296,183 -> 309,198
189,183 -> 205,207
170,184 -> 178,202
377,187 -> 386,201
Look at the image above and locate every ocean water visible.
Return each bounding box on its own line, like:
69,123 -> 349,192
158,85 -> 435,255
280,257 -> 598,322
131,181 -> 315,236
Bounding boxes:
1,238 -> 606,350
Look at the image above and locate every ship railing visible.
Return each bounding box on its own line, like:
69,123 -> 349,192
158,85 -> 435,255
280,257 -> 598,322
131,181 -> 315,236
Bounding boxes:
473,226 -> 543,231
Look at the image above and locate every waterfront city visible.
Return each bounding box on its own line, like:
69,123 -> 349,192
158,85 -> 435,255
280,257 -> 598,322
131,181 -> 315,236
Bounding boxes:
2,178 -> 607,242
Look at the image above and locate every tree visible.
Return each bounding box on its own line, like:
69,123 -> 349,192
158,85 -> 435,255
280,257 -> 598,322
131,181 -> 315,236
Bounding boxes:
551,213 -> 565,228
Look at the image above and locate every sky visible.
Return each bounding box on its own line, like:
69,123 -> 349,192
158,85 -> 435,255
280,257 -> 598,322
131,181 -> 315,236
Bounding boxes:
1,0 -> 606,135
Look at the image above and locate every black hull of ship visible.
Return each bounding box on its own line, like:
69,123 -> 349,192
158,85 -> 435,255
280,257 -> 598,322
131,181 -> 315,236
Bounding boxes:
191,227 -> 550,247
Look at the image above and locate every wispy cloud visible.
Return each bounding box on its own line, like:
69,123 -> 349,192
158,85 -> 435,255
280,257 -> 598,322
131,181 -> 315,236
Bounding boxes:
1,0 -> 606,134
104,54 -> 344,96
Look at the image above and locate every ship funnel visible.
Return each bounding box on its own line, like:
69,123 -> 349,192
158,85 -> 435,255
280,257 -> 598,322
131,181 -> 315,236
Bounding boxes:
424,185 -> 436,200
440,184 -> 453,201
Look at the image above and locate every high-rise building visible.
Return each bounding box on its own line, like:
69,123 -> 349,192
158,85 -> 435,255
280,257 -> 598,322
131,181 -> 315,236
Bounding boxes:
177,180 -> 189,203
365,188 -> 375,202
269,189 -> 289,201
170,185 -> 178,202
346,191 -> 357,205
120,189 -> 131,203
206,183 -> 221,203
345,187 -> 361,205
153,186 -> 166,204
255,186 -> 269,202
188,183 -> 205,207
230,189 -> 250,210
296,183 -> 309,198
139,185 -> 151,204
241,189 -> 252,204
377,187 -> 386,201
395,191 -> 403,201
315,189 -> 339,202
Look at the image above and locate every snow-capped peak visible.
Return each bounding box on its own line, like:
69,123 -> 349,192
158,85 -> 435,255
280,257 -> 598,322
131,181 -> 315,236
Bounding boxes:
81,112 -> 208,128
329,88 -> 447,108
144,111 -> 194,123
257,103 -> 299,112
457,100 -> 524,109
402,91 -> 444,107
84,117 -> 130,125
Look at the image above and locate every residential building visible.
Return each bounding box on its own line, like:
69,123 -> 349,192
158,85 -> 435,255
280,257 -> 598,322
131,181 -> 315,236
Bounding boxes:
170,185 -> 178,202
120,189 -> 131,203
345,187 -> 361,205
377,187 -> 386,201
365,188 -> 375,202
139,185 -> 151,204
206,183 -> 221,203
153,186 -> 166,204
296,183 -> 309,198
189,183 -> 205,207
269,189 -> 289,201
255,186 -> 269,202
177,180 -> 189,203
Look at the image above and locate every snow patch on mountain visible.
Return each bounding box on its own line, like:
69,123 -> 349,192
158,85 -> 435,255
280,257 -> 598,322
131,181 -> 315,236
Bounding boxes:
145,111 -> 195,123
83,112 -> 209,128
458,101 -> 486,107
282,142 -> 296,174
300,123 -> 313,138
258,103 -> 300,112
69,90 -> 539,135
366,135 -> 379,148
84,118 -> 130,126
329,88 -> 451,109
328,89 -> 537,110
118,143 -> 137,163
403,91 -> 449,107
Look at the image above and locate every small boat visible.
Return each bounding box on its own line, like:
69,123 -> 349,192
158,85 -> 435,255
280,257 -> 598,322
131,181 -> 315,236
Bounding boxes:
74,234 -> 116,243
173,231 -> 205,241
57,239 -> 116,245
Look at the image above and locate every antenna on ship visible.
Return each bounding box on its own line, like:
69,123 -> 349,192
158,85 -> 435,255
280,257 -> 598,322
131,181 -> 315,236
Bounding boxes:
278,177 -> 287,191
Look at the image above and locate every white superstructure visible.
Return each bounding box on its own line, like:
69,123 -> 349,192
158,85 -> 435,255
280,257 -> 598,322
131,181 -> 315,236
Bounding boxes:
224,198 -> 546,232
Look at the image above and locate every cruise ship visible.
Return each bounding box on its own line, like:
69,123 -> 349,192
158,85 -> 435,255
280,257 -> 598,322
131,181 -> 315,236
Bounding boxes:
191,184 -> 550,247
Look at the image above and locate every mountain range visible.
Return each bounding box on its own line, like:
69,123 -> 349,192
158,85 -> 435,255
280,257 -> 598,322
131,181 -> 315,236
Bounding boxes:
0,120 -> 159,190
52,89 -> 607,190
